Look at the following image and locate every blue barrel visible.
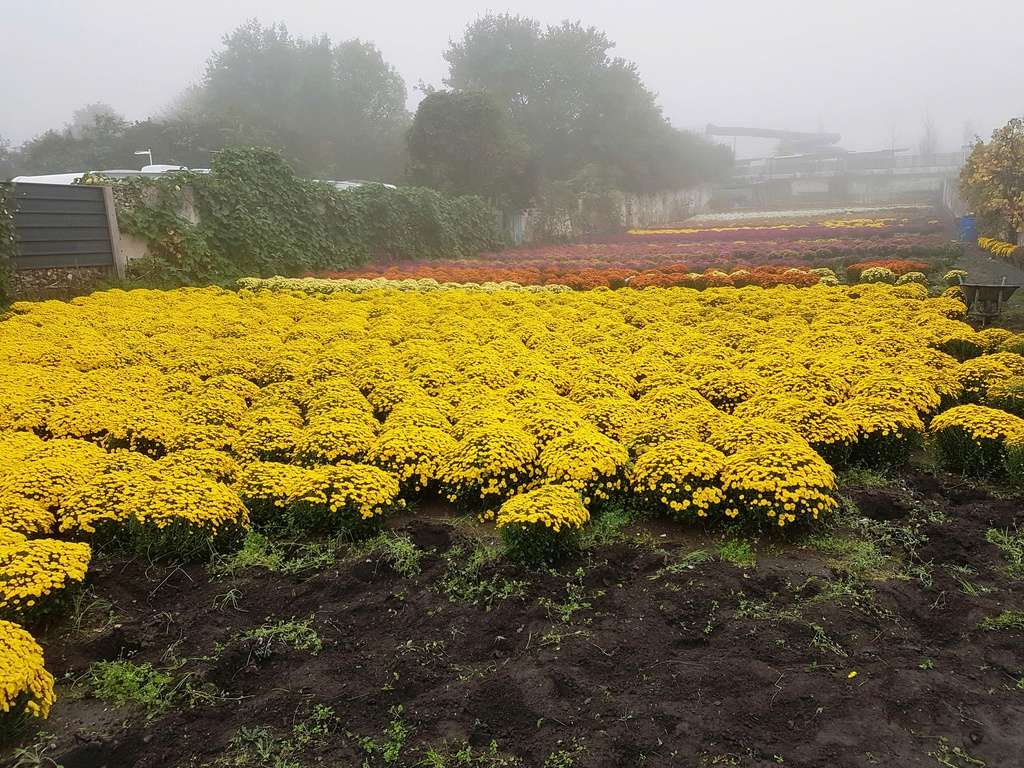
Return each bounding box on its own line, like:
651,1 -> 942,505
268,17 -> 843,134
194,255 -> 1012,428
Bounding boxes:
959,215 -> 977,242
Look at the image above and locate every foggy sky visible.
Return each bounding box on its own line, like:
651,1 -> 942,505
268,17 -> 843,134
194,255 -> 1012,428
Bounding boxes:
2,0 -> 1022,158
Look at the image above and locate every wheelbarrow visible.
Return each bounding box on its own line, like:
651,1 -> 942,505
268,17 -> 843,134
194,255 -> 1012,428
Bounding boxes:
958,277 -> 1021,326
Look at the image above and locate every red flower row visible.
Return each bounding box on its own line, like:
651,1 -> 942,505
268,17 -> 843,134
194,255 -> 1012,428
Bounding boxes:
845,259 -> 931,278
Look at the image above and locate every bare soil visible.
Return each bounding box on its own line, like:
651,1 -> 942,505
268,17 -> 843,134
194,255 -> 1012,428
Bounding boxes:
6,470 -> 1024,768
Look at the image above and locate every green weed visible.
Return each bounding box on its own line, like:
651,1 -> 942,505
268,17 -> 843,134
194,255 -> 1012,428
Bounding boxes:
538,568 -> 604,623
985,525 -> 1024,578
735,596 -> 800,623
419,739 -> 523,767
8,733 -> 61,768
837,468 -> 893,488
214,531 -> 335,577
223,704 -> 336,768
353,705 -> 410,766
438,543 -> 527,608
929,737 -> 986,767
542,739 -> 584,768
360,533 -> 423,577
805,532 -> 892,580
980,610 -> 1024,632
717,539 -> 755,568
88,660 -> 174,715
237,618 -> 322,659
652,548 -> 714,579
945,564 -> 992,596
580,504 -> 635,549
809,623 -> 847,657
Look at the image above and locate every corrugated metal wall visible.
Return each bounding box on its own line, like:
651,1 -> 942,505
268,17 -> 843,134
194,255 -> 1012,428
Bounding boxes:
6,183 -> 118,270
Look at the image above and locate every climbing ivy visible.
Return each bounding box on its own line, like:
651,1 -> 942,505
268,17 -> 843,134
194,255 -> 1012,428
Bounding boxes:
83,147 -> 504,284
0,183 -> 16,302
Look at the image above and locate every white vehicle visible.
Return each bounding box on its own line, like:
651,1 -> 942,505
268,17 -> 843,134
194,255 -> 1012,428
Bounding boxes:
12,166 -> 209,185
327,179 -> 398,191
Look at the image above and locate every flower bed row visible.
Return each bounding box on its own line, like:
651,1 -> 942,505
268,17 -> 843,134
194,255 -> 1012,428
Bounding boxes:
314,235 -> 959,289
300,266 -> 825,291
3,282 -> 1023,720
623,216 -> 945,241
395,234 -> 956,269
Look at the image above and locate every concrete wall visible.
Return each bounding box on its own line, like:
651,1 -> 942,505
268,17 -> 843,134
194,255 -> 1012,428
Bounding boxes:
620,186 -> 709,229
505,185 -> 710,244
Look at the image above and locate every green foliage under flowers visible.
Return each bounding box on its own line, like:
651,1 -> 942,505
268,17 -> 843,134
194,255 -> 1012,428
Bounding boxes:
932,428 -> 1007,477
1005,437 -> 1024,485
83,147 -> 504,284
500,522 -> 581,568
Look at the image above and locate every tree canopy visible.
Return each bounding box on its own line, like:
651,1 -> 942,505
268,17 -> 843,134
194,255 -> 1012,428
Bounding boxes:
442,14 -> 730,195
407,90 -> 533,209
4,20 -> 411,182
961,117 -> 1024,242
3,14 -> 730,209
196,20 -> 409,180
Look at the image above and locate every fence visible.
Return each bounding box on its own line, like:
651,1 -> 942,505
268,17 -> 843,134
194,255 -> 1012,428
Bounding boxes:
3,182 -> 124,276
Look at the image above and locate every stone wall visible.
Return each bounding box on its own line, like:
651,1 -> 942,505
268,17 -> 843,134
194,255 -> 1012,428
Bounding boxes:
620,186 -> 710,229
9,266 -> 111,300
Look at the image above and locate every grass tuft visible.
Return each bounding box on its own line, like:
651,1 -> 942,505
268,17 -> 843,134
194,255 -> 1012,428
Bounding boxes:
237,618 -> 323,659
717,539 -> 756,568
88,660 -> 174,715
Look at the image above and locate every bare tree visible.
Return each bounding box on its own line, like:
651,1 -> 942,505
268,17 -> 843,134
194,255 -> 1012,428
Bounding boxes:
919,111 -> 939,158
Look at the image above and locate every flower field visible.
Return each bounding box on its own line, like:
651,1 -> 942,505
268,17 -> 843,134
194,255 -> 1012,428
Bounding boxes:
315,208 -> 959,290
3,280 -> 1024,731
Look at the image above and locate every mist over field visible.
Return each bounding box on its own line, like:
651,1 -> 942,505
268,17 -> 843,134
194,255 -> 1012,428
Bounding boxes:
2,0 -> 1022,157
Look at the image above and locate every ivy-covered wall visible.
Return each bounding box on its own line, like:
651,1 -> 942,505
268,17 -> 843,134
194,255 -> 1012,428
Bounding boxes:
0,184 -> 16,302
86,147 -> 505,284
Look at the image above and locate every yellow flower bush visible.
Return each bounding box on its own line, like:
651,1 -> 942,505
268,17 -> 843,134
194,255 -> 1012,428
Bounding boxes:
930,404 -> 1024,475
131,471 -> 250,534
58,470 -> 141,535
837,396 -> 924,467
987,376 -> 1024,417
0,439 -> 108,514
696,369 -> 764,413
294,408 -> 379,465
0,494 -> 56,537
537,428 -> 629,505
720,443 -> 839,527
234,461 -> 315,522
620,417 -> 699,457
958,353 -> 1024,401
496,484 -> 589,566
439,423 -> 538,508
366,426 -> 457,492
0,536 -> 91,613
158,449 -> 241,484
736,397 -> 858,465
286,462 -> 403,531
0,620 -> 55,719
630,438 -> 726,519
978,236 -> 1020,259
232,421 -> 301,464
705,416 -> 806,455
